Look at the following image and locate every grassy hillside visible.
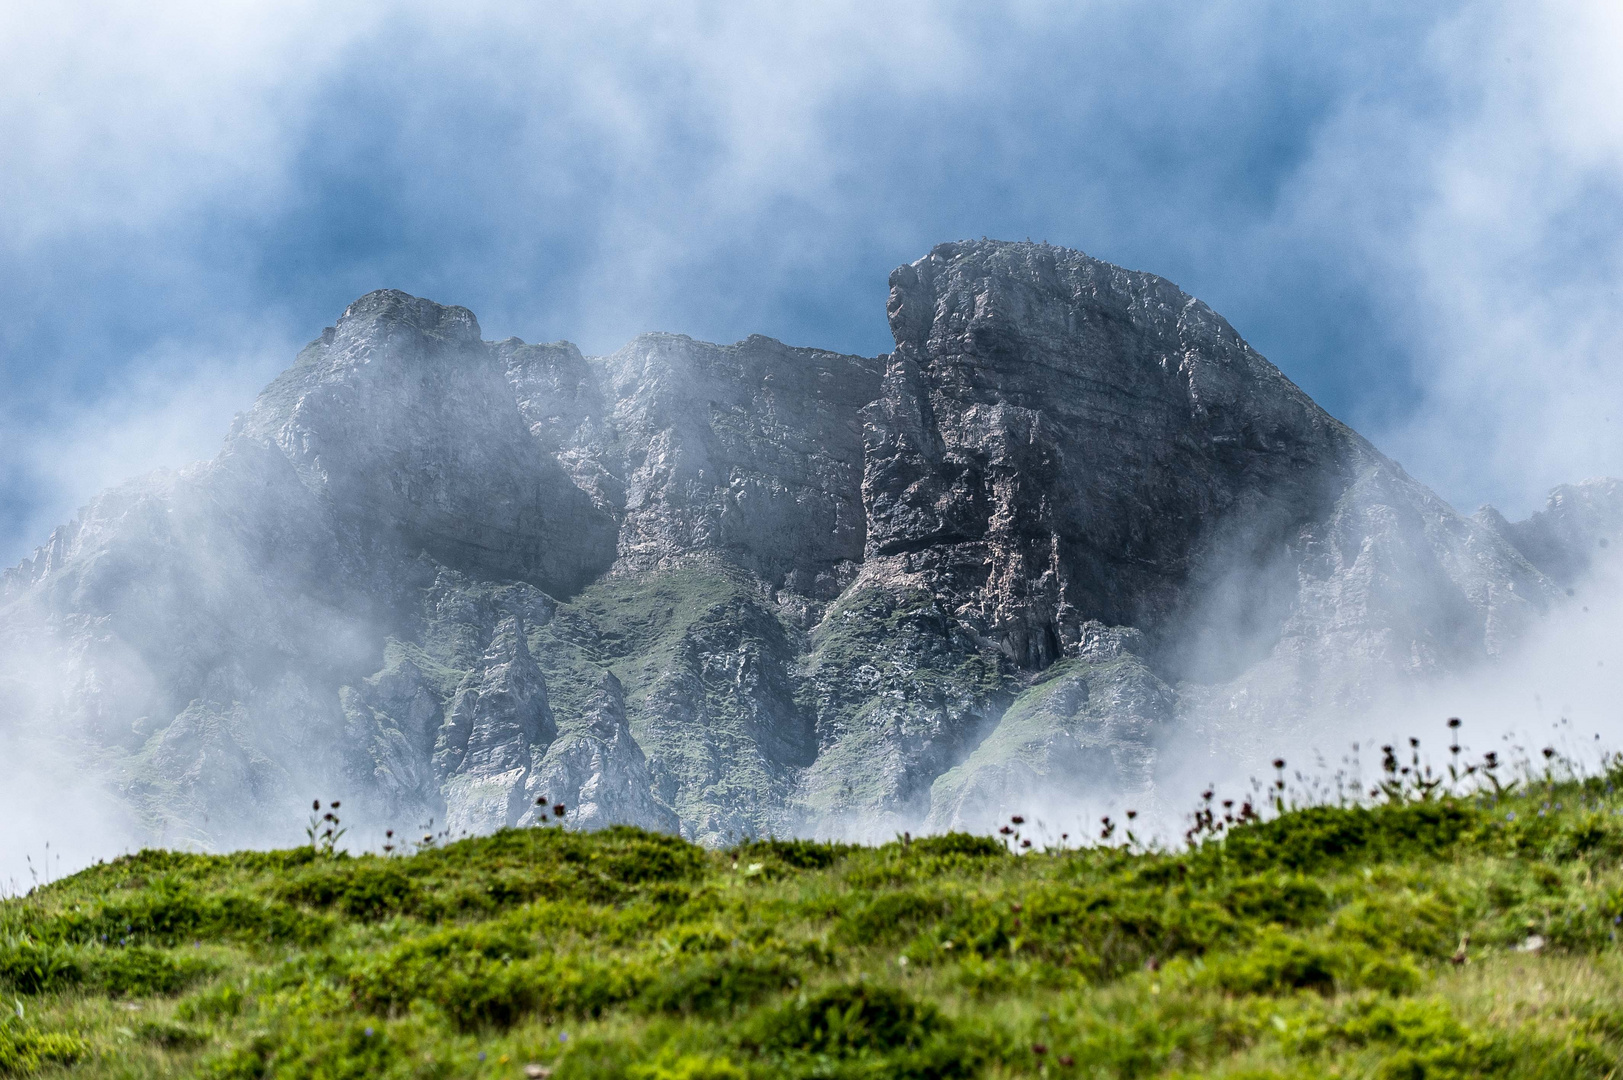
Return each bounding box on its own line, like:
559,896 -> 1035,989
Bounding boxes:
7,758 -> 1623,1079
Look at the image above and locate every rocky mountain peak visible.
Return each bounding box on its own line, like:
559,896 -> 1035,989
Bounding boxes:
0,241 -> 1614,851
867,239 -> 1362,669
335,288 -> 483,346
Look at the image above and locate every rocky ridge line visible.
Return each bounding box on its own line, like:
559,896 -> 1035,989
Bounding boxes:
2,241 -> 1619,848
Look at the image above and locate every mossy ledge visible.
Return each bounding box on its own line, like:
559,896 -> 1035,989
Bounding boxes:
9,770 -> 1623,1079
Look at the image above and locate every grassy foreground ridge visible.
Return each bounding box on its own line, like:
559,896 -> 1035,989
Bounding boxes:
8,760 -> 1623,1078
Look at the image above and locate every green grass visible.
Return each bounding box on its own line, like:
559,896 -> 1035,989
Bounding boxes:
9,769 -> 1623,1078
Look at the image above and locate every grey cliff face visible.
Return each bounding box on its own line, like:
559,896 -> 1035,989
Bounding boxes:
1475,478 -> 1623,588
0,242 -> 1610,850
243,290 -> 617,596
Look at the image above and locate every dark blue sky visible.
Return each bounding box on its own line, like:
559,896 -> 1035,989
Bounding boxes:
4,1 -> 1620,563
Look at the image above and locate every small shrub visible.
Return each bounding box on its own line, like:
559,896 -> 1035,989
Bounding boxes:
0,940 -> 81,995
1330,997 -> 1512,1078
95,945 -> 215,997
1219,803 -> 1479,874
836,887 -> 957,948
1218,874 -> 1331,927
0,1023 -> 86,1075
750,983 -> 942,1055
746,984 -> 981,1079
277,861 -> 419,921
197,1018 -> 414,1080
1199,932 -> 1420,997
592,829 -> 709,885
734,838 -> 850,872
906,834 -> 1006,860
637,949 -> 799,1016
349,932 -> 645,1030
1331,888 -> 1461,958
627,1054 -> 747,1080
52,882 -> 328,947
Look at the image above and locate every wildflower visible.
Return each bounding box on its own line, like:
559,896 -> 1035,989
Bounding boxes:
1447,717 -> 1462,729
1506,811 -> 1516,821
553,803 -> 567,816
1059,1055 -> 1075,1067
1010,815 -> 1025,825
364,1027 -> 374,1037
1032,1043 -> 1048,1056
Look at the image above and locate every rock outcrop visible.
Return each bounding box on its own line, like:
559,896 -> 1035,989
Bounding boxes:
1475,478 -> 1623,589
0,242 -> 1609,850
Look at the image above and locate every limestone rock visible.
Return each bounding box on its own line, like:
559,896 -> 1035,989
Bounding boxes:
519,671 -> 679,833
1476,478 -> 1623,587
928,623 -> 1173,834
0,244 -> 1610,852
435,617 -> 556,835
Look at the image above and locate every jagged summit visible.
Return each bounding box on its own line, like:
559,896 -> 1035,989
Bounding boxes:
338,287 -> 482,342
2,243 -> 1618,850
1476,478 -> 1623,588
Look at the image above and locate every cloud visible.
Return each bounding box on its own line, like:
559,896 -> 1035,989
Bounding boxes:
0,0 -> 374,244
3,3 -> 1622,572
1275,0 -> 1623,516
1,330 -> 292,561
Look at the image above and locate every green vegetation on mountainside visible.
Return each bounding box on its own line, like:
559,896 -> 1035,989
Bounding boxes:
795,586 -> 1012,822
532,566 -> 811,841
9,762 -> 1623,1079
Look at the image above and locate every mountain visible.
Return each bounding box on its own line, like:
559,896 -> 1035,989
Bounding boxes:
2,241 -> 1617,850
